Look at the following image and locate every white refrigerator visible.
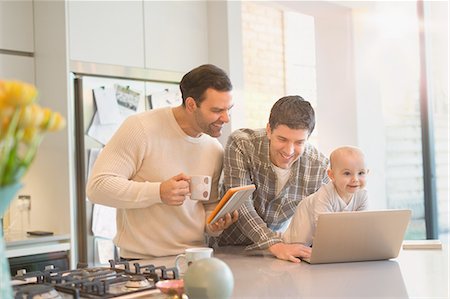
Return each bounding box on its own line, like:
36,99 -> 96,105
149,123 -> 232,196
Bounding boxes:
72,68 -> 180,266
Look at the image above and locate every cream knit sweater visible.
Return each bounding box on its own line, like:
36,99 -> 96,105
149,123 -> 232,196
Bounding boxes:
86,107 -> 223,259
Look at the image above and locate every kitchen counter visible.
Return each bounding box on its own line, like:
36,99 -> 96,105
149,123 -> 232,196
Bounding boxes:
140,244 -> 448,298
5,232 -> 70,258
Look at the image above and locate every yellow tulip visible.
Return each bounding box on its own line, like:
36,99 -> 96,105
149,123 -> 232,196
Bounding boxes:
18,104 -> 44,129
0,107 -> 14,139
22,126 -> 39,144
0,80 -> 37,108
39,108 -> 52,130
42,111 -> 66,132
0,117 -> 10,139
0,106 -> 14,122
1,80 -> 65,187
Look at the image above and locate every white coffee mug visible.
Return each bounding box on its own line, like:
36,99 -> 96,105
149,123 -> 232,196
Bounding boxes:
189,175 -> 212,201
175,247 -> 213,274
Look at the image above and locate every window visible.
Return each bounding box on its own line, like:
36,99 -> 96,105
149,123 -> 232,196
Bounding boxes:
241,2 -> 318,143
240,1 -> 448,240
241,2 -> 285,130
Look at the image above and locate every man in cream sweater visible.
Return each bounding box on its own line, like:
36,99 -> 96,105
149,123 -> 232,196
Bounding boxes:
87,64 -> 238,259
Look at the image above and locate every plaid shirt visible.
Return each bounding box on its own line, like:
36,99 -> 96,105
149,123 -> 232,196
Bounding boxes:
217,128 -> 329,250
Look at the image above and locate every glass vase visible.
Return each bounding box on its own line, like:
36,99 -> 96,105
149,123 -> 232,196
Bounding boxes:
0,182 -> 22,299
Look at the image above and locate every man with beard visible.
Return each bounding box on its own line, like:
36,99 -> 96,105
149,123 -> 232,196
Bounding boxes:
87,64 -> 238,259
216,96 -> 329,263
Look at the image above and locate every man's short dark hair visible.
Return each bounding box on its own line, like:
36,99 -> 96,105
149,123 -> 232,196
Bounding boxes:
179,64 -> 232,106
268,95 -> 315,135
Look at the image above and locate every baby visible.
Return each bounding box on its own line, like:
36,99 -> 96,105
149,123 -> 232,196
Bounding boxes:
283,146 -> 369,246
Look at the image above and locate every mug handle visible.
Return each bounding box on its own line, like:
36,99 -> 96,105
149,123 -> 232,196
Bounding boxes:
175,254 -> 187,270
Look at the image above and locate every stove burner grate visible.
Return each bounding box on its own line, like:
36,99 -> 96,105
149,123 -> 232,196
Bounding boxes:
12,259 -> 180,298
14,284 -> 62,299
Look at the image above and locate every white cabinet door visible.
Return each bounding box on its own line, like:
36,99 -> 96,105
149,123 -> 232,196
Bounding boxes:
68,1 -> 145,68
0,0 -> 34,52
144,1 -> 208,73
0,54 -> 35,83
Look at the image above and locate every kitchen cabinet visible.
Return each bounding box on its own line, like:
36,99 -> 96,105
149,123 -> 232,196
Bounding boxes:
0,54 -> 35,83
144,1 -> 209,73
68,1 -> 209,73
0,0 -> 34,52
68,1 -> 145,68
1,0 -> 73,264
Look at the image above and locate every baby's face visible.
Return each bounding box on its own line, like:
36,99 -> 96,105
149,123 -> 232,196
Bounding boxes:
328,152 -> 368,200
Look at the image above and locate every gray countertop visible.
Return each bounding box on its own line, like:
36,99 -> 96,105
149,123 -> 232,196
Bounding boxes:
138,244 -> 448,298
5,233 -> 70,246
5,233 -> 71,258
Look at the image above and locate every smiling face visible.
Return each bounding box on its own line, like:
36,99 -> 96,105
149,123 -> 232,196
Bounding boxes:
188,88 -> 233,138
266,124 -> 309,169
327,147 -> 368,202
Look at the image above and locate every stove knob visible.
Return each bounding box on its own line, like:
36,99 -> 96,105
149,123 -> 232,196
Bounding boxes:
44,265 -> 55,270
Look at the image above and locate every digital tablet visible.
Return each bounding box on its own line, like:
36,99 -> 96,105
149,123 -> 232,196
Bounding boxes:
207,185 -> 256,224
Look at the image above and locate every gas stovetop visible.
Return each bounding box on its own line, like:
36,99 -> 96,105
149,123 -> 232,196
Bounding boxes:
12,260 -> 179,298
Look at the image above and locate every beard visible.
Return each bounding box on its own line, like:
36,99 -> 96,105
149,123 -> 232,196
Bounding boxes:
193,111 -> 223,138
205,122 -> 223,137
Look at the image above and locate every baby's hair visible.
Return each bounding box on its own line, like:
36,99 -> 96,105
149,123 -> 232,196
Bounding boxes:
329,146 -> 365,169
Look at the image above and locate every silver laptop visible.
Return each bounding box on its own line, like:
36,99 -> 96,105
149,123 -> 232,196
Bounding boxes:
303,209 -> 411,264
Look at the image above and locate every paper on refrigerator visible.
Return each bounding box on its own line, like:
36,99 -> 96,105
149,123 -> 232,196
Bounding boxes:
95,237 -> 116,265
92,204 -> 116,239
87,112 -> 121,146
93,87 -> 122,125
147,88 -> 181,110
116,84 -> 140,115
88,85 -> 141,145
